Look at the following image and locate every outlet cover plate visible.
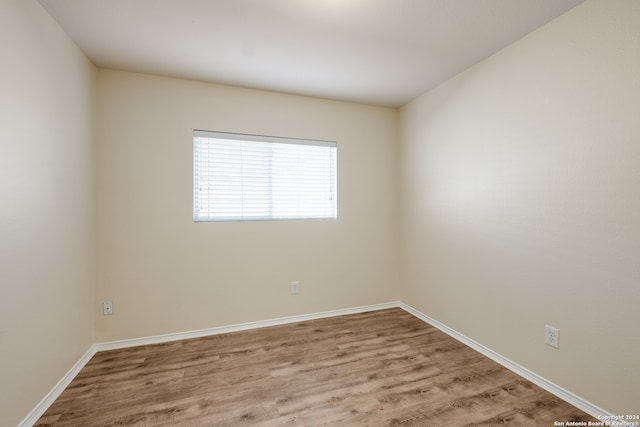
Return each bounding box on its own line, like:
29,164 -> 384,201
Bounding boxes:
103,301 -> 113,316
545,325 -> 559,349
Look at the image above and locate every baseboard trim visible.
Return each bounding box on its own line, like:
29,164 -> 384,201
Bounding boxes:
20,302 -> 399,426
20,300 -> 611,426
18,345 -> 97,427
398,302 -> 611,420
95,301 -> 401,352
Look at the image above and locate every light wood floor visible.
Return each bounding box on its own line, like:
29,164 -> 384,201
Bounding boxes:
36,308 -> 596,426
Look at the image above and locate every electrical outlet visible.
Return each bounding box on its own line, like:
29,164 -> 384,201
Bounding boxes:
544,325 -> 559,348
103,301 -> 113,316
290,281 -> 299,295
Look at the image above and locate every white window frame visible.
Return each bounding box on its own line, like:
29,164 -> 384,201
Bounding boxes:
193,130 -> 337,222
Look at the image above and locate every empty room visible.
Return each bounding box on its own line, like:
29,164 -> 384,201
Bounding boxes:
1,0 -> 638,425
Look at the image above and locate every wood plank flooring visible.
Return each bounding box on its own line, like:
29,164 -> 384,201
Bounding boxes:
35,309 -> 596,426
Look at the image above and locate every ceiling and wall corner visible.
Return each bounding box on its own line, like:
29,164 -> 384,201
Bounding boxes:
37,0 -> 584,108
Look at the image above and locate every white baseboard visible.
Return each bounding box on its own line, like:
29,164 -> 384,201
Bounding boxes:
18,345 -> 97,427
398,302 -> 612,420
20,300 -> 610,425
19,302 -> 398,426
94,301 -> 401,352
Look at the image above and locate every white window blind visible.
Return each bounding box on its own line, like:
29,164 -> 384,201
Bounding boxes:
194,130 -> 337,221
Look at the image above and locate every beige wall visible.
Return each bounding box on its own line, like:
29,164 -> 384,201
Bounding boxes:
95,70 -> 400,342
399,0 -> 640,414
5,0 -> 639,422
0,0 -> 97,425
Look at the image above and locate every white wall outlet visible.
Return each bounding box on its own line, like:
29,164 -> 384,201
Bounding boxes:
103,301 -> 113,316
544,325 -> 559,348
290,281 -> 299,295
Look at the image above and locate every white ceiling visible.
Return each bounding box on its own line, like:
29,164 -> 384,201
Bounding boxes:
39,0 -> 584,108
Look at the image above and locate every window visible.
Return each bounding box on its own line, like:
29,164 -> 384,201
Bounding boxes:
193,130 -> 337,221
